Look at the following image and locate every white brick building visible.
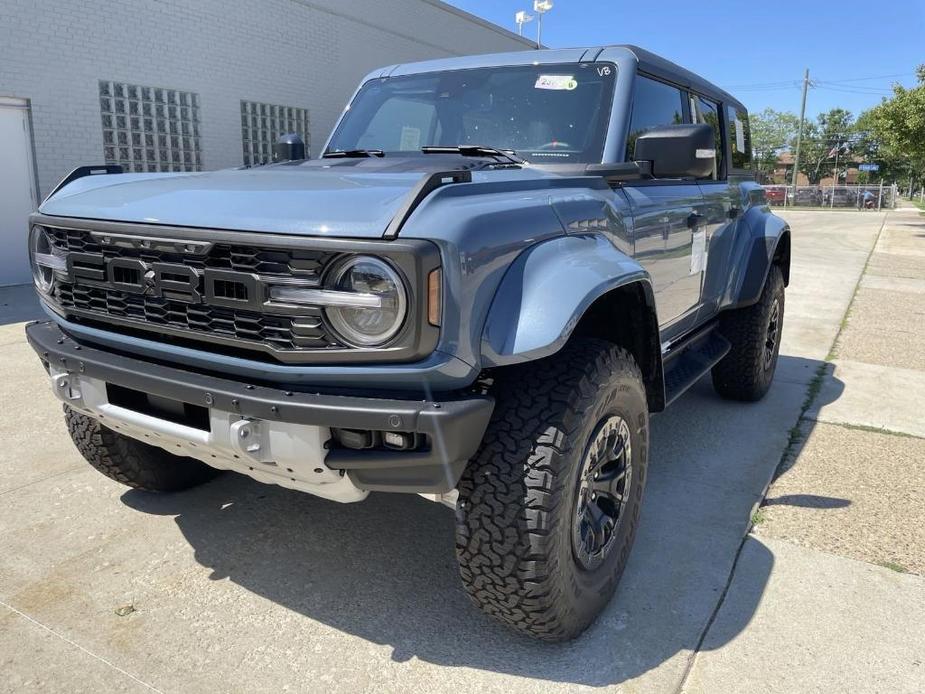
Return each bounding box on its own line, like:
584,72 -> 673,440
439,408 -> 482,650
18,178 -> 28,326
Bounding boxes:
0,0 -> 531,284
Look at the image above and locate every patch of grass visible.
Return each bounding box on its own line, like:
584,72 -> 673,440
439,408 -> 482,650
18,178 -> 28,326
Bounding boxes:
751,509 -> 768,526
802,364 -> 828,411
830,422 -> 918,439
878,561 -> 908,573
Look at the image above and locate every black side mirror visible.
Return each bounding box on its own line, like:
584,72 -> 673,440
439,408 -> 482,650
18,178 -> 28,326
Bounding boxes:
274,133 -> 307,162
634,124 -> 715,179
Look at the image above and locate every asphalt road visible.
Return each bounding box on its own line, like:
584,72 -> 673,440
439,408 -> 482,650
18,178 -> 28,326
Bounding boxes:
0,209 -> 910,693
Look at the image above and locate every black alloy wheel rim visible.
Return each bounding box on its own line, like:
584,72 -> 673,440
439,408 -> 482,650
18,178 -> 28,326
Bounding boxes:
764,298 -> 781,370
572,415 -> 633,571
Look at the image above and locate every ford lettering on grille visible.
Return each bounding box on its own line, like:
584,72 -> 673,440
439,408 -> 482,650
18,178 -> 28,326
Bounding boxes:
65,253 -> 263,311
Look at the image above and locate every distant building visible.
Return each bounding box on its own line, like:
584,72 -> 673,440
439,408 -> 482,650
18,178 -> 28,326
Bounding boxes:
768,152 -> 861,186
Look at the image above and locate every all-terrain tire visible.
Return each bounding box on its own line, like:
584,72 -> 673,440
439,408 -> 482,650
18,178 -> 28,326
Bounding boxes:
712,264 -> 785,402
455,338 -> 649,641
65,407 -> 221,492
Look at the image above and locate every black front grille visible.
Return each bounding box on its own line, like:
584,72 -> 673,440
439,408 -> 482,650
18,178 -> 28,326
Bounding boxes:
53,283 -> 329,351
46,227 -> 341,356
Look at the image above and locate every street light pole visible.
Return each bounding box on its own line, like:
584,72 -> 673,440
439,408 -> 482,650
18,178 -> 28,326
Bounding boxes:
514,10 -> 532,36
532,0 -> 552,49
790,68 -> 810,206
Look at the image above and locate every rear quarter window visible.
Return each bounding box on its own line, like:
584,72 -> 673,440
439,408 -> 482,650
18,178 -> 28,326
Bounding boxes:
727,105 -> 752,171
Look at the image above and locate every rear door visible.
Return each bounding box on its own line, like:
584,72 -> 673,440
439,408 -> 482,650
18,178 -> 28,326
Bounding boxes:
695,101 -> 750,318
621,75 -> 704,335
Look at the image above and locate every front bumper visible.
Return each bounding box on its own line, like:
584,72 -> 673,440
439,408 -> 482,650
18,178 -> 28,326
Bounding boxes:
26,321 -> 493,497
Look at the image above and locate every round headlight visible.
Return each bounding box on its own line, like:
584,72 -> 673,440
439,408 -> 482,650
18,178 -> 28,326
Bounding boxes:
29,226 -> 56,294
325,256 -> 407,347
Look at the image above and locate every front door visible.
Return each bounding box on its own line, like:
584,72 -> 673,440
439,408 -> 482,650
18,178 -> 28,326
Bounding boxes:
621,74 -> 707,334
0,98 -> 38,286
624,183 -> 704,332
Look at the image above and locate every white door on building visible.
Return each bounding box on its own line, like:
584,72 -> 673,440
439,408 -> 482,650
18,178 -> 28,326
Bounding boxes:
0,98 -> 38,286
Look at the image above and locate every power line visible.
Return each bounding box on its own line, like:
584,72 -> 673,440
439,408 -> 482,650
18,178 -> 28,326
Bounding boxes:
815,85 -> 894,95
723,71 -> 914,92
816,72 -> 914,84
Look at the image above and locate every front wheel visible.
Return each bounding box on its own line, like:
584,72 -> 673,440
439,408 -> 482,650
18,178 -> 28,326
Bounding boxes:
455,339 -> 649,641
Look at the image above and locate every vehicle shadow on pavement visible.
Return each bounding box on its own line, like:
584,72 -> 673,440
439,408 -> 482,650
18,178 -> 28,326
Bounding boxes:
120,354 -> 842,687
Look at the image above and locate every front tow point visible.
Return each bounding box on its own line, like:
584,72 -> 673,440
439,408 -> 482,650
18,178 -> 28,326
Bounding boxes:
230,418 -> 266,462
52,370 -> 83,404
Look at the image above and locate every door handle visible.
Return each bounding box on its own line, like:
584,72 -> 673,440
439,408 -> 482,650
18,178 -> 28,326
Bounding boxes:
687,212 -> 704,229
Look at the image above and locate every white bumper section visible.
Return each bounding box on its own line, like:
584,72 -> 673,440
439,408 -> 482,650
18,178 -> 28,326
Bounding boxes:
50,366 -> 369,503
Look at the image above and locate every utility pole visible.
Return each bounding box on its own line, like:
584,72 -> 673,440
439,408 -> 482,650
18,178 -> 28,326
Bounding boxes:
790,69 -> 810,205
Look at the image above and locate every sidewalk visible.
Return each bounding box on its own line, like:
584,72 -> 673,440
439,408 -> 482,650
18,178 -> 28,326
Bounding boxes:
685,204 -> 925,693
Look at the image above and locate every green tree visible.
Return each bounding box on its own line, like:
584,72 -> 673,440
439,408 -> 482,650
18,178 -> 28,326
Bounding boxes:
750,108 -> 799,181
791,108 -> 855,184
861,65 -> 925,192
854,109 -> 903,183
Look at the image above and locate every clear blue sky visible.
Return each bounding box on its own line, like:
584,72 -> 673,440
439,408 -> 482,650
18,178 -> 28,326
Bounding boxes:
446,0 -> 925,119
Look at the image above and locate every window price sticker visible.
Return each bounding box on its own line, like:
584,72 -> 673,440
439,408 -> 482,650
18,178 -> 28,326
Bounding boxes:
535,75 -> 578,91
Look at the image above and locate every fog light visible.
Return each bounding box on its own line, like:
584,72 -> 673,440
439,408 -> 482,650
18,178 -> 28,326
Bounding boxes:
334,428 -> 375,450
383,431 -> 412,450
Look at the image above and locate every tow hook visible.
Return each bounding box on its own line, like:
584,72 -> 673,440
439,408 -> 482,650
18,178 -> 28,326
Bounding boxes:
52,371 -> 83,403
230,418 -> 269,463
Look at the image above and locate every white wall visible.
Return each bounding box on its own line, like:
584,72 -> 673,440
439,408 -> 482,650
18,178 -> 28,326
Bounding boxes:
0,0 -> 531,197
0,100 -> 38,285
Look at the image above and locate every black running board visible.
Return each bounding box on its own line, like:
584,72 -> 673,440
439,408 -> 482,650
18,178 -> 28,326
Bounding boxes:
662,327 -> 731,406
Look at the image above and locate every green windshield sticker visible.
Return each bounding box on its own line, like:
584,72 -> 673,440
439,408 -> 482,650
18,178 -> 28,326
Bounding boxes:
535,75 -> 577,91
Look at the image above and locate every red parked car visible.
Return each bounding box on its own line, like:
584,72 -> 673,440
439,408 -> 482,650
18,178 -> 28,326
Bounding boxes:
764,186 -> 786,205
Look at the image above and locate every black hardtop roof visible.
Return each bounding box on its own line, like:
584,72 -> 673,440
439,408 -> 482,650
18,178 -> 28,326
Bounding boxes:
381,44 -> 749,114
610,45 -> 747,113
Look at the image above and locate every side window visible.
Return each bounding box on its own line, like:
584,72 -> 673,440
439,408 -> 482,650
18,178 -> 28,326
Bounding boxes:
693,96 -> 723,179
727,105 -> 752,170
625,75 -> 686,162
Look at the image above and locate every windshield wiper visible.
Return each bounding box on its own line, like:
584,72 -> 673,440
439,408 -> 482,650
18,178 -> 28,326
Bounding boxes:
420,145 -> 525,165
322,149 -> 385,158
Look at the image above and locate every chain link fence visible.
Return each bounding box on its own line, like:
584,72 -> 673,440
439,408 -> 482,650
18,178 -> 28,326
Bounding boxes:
763,184 -> 898,209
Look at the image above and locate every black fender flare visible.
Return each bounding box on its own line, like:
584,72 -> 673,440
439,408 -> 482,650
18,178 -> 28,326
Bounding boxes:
723,206 -> 791,309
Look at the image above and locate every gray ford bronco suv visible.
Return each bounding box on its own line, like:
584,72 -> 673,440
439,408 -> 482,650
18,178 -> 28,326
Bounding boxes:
26,45 -> 789,641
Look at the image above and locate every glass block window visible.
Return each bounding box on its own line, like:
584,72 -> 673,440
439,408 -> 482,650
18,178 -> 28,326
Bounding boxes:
241,101 -> 310,166
99,80 -> 202,173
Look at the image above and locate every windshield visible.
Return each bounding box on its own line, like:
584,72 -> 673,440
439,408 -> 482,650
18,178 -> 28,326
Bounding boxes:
326,63 -> 616,164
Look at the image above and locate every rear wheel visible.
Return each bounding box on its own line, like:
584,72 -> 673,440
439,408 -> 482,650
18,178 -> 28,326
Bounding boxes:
712,264 -> 785,401
65,407 -> 221,492
455,339 -> 649,641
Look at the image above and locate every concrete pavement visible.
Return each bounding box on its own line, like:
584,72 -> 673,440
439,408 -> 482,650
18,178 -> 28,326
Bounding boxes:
1,208 -> 921,693
686,205 -> 925,693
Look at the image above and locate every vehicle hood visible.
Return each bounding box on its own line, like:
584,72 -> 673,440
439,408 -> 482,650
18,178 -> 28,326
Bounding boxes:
38,160 -> 571,238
